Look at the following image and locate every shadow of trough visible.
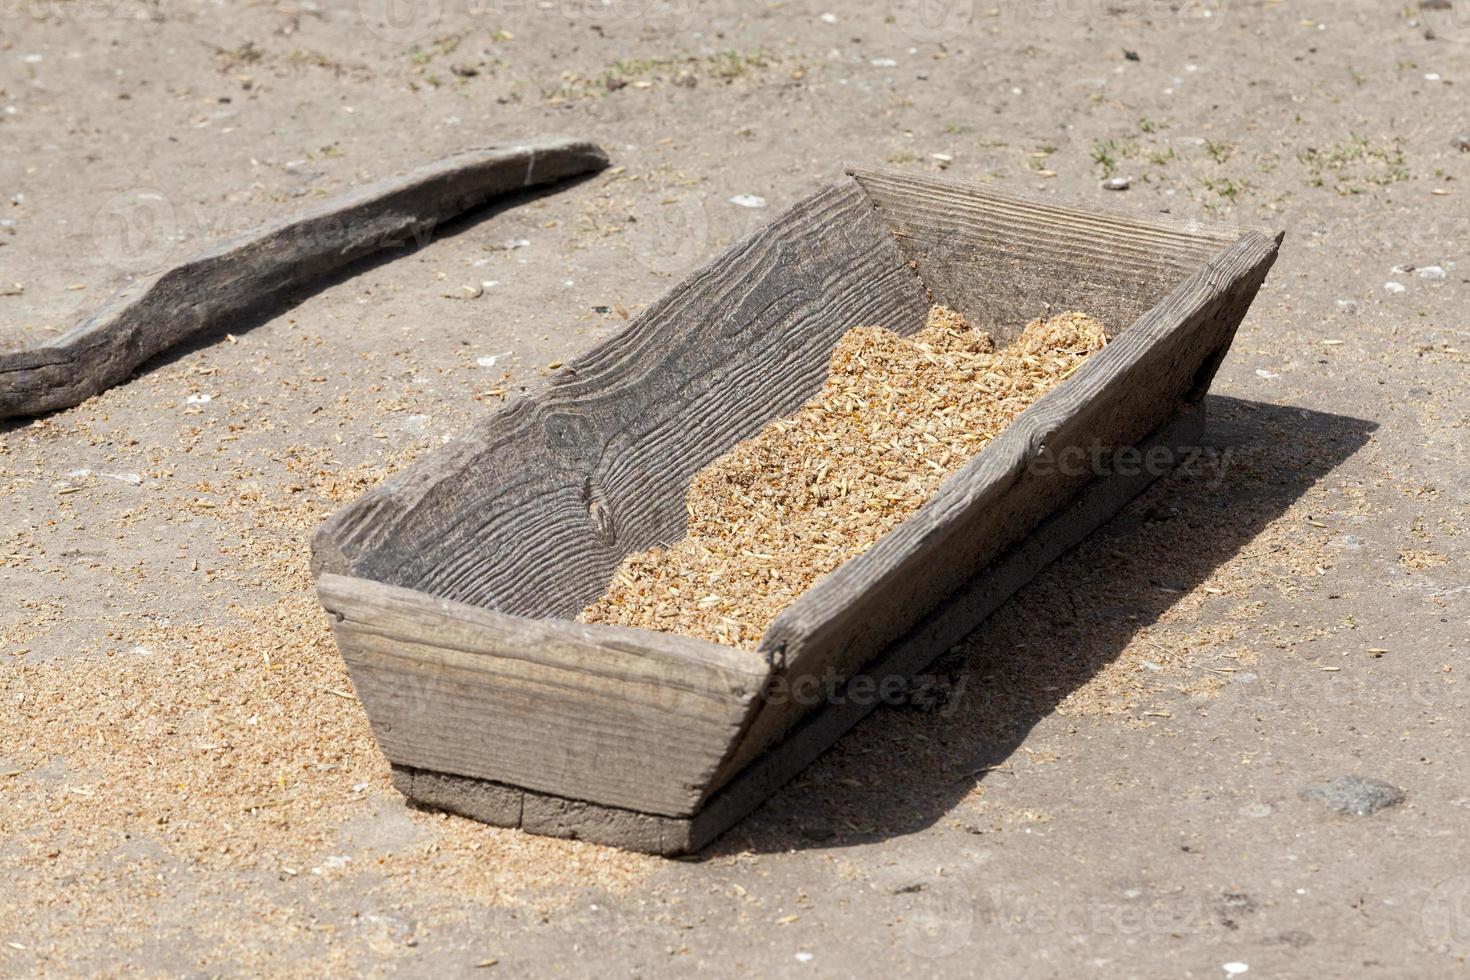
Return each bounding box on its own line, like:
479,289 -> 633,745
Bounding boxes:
710,394 -> 1377,856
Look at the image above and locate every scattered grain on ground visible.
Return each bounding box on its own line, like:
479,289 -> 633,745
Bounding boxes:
1,435 -> 654,971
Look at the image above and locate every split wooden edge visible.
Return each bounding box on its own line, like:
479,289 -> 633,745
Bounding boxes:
843,164 -> 1246,253
0,134 -> 609,420
389,404 -> 1207,855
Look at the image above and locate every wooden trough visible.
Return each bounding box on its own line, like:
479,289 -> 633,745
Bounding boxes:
312,166 -> 1283,854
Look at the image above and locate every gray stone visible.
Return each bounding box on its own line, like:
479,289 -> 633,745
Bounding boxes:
1298,775 -> 1406,815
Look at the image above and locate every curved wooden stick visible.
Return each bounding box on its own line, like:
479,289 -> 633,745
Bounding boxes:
0,135 -> 608,420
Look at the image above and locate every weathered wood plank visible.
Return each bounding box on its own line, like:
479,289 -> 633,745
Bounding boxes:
317,572 -> 769,817
0,135 -> 608,420
312,177 -> 932,619
722,221 -> 1282,784
847,165 -> 1241,338
391,765 -> 696,855
312,168 -> 1283,836
388,403 -> 1206,853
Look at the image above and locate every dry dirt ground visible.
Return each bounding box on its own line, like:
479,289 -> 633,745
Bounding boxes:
1,0 -> 1468,976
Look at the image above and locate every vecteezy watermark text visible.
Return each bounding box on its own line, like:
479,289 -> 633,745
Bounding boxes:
1028,442 -> 1236,490
762,667 -> 968,715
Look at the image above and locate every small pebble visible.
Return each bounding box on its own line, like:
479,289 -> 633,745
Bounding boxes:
871,58 -> 898,67
1416,265 -> 1447,280
1455,135 -> 1470,152
1223,964 -> 1249,977
1102,176 -> 1131,191
1384,281 -> 1406,294
819,12 -> 837,23
729,194 -> 767,208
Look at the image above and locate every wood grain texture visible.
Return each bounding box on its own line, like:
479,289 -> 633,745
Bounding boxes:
312,177 -> 932,620
847,165 -> 1242,338
0,135 -> 608,420
388,403 -> 1205,854
724,217 -> 1282,784
317,572 -> 768,817
311,167 -> 1283,834
391,765 -> 697,855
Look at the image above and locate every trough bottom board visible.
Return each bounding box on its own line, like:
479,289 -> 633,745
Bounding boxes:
391,403 -> 1208,855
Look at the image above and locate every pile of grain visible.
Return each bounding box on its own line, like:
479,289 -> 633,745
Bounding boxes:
581,305 -> 1108,648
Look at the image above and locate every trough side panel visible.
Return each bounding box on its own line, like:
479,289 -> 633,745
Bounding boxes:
719,231 -> 1282,781
392,765 -> 698,855
314,177 -> 931,619
377,406 -> 1205,854
696,404 -> 1207,836
317,573 -> 769,817
848,165 -> 1241,340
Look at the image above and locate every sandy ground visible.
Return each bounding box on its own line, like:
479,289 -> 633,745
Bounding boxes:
0,0 -> 1467,976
